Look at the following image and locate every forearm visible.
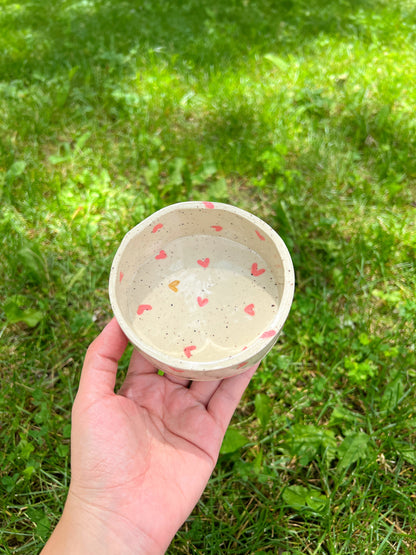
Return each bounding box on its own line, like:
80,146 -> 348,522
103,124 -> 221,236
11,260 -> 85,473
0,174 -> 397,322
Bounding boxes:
41,491 -> 166,555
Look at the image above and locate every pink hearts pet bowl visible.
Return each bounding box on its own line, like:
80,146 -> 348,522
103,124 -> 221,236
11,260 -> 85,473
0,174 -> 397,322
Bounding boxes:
109,201 -> 294,381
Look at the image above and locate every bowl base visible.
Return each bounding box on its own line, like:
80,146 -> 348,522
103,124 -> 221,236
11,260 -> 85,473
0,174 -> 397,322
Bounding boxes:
128,234 -> 280,363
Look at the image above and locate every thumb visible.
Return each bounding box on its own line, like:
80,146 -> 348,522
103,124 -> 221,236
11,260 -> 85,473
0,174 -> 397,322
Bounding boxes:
77,318 -> 128,398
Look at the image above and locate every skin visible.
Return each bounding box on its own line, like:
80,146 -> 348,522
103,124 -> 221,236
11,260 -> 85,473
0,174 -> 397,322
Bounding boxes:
41,318 -> 257,554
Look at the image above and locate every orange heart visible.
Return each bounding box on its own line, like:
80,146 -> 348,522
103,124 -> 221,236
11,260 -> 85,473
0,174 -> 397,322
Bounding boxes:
169,280 -> 180,292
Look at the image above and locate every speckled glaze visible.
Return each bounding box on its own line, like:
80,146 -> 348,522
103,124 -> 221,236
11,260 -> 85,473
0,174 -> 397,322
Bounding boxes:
109,201 -> 294,380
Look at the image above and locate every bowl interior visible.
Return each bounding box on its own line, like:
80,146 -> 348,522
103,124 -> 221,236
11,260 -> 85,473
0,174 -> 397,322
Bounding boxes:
110,203 -> 294,369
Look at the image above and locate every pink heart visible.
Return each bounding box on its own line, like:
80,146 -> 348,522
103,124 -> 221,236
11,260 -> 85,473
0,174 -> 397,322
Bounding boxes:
155,249 -> 167,260
152,223 -> 163,233
197,296 -> 209,307
255,230 -> 265,241
203,202 -> 214,209
137,304 -> 152,315
211,225 -> 223,232
169,366 -> 185,373
197,258 -> 210,268
251,263 -> 265,276
261,330 -> 276,339
244,304 -> 255,316
184,345 -> 196,358
119,271 -> 124,282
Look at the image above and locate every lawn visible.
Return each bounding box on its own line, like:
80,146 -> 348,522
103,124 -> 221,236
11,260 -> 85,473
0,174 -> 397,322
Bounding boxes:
1,0 -> 416,552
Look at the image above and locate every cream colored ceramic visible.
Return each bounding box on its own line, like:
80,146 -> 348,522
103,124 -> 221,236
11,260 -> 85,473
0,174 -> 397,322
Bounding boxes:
109,201 -> 294,380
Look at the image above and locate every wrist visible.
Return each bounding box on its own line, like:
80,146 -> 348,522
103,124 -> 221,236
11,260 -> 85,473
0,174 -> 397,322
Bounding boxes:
42,489 -> 166,555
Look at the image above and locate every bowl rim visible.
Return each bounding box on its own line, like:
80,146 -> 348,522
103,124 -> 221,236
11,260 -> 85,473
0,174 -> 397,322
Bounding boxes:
109,201 -> 295,372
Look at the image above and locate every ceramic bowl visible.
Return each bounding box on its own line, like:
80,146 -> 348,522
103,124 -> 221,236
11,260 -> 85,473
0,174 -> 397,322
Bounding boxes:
109,201 -> 294,381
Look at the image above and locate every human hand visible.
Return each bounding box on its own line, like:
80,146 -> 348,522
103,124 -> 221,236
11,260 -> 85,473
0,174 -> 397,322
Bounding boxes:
42,318 -> 257,554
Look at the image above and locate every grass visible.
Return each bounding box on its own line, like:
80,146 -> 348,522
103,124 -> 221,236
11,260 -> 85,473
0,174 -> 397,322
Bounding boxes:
1,0 -> 416,552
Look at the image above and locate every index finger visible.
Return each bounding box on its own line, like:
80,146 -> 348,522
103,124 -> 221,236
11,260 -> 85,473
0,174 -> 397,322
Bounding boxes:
78,318 -> 128,398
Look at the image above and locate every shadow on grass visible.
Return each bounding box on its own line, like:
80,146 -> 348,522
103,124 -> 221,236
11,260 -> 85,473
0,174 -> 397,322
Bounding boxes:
1,0 -> 413,259
1,0 -> 395,80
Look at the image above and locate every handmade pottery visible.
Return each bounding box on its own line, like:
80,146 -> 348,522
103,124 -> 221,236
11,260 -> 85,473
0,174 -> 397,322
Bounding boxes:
109,201 -> 294,380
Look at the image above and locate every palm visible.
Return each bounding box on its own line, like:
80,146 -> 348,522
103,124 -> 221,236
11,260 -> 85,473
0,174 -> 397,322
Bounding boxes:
69,322 -> 256,552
